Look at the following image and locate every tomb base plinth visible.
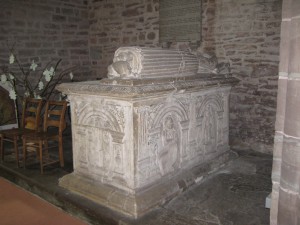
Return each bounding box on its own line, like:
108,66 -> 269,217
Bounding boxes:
60,150 -> 234,218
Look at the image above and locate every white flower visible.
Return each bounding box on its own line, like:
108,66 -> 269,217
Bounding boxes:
43,66 -> 56,81
45,73 -> 51,82
9,54 -> 15,64
43,69 -> 52,82
43,69 -> 49,76
38,81 -> 44,90
33,92 -> 41,99
69,72 -> 73,80
35,95 -> 41,99
49,66 -> 55,76
1,74 -> 7,83
9,74 -> 14,80
30,60 -> 38,71
9,89 -> 16,100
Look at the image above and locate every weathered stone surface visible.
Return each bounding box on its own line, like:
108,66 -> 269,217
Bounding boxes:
58,84 -> 233,217
271,1 -> 300,224
284,80 -> 300,137
278,188 -> 298,225
88,0 -> 159,78
280,137 -> 300,192
270,184 -> 279,225
275,79 -> 287,131
289,19 -> 300,74
107,47 -> 199,79
202,0 -> 282,153
58,51 -> 236,217
133,151 -> 272,225
0,0 -> 91,82
272,133 -> 283,182
0,0 -> 281,154
281,0 -> 291,19
0,145 -> 272,225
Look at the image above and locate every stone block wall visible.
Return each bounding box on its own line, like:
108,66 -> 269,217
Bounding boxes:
202,0 -> 282,153
88,0 -> 159,78
0,0 -> 282,154
88,0 -> 282,153
0,0 -> 91,82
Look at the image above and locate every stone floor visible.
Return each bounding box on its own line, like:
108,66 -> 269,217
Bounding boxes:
0,130 -> 272,225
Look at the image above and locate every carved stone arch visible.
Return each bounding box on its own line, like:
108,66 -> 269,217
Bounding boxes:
196,94 -> 225,153
77,107 -> 124,143
73,103 -> 127,183
78,107 -> 123,133
196,94 -> 224,119
151,102 -> 189,129
148,102 -> 190,176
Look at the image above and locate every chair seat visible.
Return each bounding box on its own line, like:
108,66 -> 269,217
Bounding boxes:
0,128 -> 36,138
23,130 -> 59,141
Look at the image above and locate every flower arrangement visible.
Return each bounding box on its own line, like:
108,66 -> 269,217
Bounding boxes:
0,46 -> 76,126
0,48 -> 76,102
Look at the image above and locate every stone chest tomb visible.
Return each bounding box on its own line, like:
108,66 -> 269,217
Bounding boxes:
57,47 -> 237,218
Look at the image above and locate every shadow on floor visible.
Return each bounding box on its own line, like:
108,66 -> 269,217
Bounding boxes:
0,128 -> 272,225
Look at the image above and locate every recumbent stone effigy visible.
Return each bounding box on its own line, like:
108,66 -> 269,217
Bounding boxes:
57,46 -> 237,218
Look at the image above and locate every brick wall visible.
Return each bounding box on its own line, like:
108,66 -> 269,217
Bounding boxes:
88,0 -> 159,78
202,0 -> 282,153
0,0 -> 91,83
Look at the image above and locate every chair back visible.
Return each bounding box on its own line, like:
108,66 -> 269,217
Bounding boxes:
21,98 -> 43,130
43,101 -> 68,135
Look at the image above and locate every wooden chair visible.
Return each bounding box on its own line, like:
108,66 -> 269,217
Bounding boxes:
0,98 -> 43,167
22,100 -> 67,174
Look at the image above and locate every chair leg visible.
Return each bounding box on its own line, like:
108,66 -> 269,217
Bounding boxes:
22,137 -> 26,168
39,141 -> 43,174
44,140 -> 49,159
0,134 -> 3,162
59,136 -> 64,167
13,136 -> 19,168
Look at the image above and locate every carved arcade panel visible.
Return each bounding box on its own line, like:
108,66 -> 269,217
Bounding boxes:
67,88 -> 230,190
136,100 -> 190,186
195,94 -> 224,155
136,91 -> 228,188
70,97 -> 131,188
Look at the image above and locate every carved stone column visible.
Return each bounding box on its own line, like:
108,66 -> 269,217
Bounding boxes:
271,1 -> 300,224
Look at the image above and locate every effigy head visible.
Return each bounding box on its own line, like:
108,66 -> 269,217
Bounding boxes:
108,47 -> 143,79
